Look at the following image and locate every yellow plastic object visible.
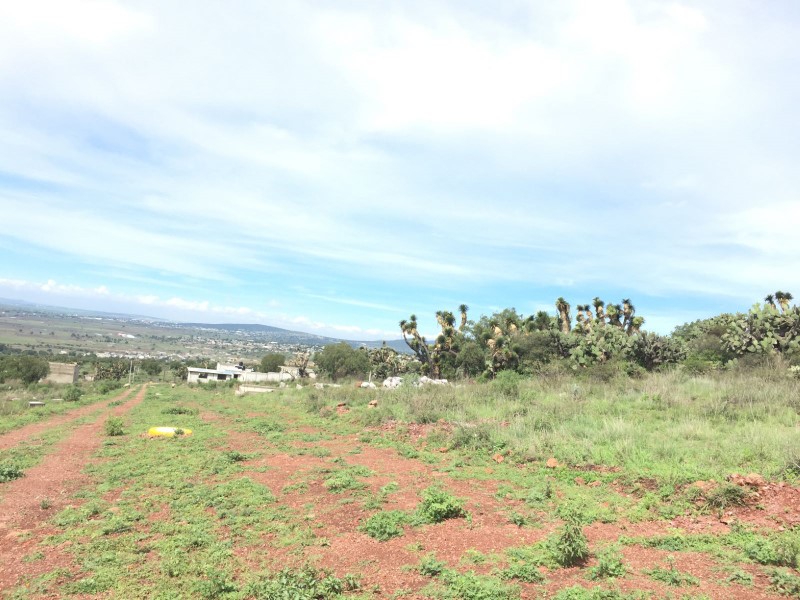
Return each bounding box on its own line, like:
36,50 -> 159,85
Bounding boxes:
147,426 -> 193,437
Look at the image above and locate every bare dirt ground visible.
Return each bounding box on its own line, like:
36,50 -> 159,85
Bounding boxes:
0,388 -> 133,451
0,386 -> 146,592
1,394 -> 797,598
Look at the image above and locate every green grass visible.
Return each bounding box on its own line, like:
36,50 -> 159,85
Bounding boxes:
5,376 -> 799,598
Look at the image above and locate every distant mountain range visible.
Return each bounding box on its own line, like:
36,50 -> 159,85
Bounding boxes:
0,298 -> 409,353
179,322 -> 409,353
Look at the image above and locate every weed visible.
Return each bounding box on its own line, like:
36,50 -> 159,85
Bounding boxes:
769,568 -> 800,596
722,568 -> 753,586
0,460 -> 23,482
104,416 -> 124,436
507,511 -> 529,527
360,510 -> 409,541
418,554 -> 446,577
704,482 -> 749,510
549,514 -> 589,567
438,569 -> 519,600
161,406 -> 198,415
498,561 -> 544,583
644,556 -> 699,586
39,498 -> 52,510
323,466 -> 372,493
588,545 -> 626,579
223,450 -> 248,463
415,486 -> 467,524
246,565 -> 359,599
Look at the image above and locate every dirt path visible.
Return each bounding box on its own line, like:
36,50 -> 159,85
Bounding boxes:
0,388 -> 133,451
0,385 -> 147,593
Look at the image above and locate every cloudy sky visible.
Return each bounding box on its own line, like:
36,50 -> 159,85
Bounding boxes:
1,0 -> 798,340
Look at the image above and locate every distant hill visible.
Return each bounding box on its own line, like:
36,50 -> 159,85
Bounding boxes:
179,322 -> 409,353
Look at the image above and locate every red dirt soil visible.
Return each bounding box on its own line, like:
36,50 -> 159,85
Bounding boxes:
0,385 -> 147,593
0,388 -> 133,451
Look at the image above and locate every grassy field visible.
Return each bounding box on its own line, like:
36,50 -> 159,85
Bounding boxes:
1,372 -> 799,598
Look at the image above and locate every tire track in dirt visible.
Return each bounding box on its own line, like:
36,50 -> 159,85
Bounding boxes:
0,387 -> 134,451
0,385 -> 148,594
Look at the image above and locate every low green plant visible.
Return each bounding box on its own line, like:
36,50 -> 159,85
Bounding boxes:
588,545 -> 626,579
418,553 -> 446,576
161,406 -> 198,415
0,460 -> 24,483
498,561 -> 544,583
438,569 -> 519,600
360,510 -> 409,541
63,385 -> 83,402
415,486 -> 467,524
704,482 -> 749,510
769,568 -> 800,596
644,556 -> 699,586
104,416 -> 124,436
246,565 -> 360,599
549,514 -> 589,567
323,466 -> 372,493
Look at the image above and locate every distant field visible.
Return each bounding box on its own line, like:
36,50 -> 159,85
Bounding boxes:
1,373 -> 798,598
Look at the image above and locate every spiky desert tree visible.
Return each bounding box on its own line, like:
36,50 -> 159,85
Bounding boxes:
400,315 -> 432,374
592,297 -> 606,324
555,297 -> 572,334
776,291 -> 794,313
459,304 -> 469,331
622,299 -> 635,333
630,316 -> 645,333
606,304 -> 623,328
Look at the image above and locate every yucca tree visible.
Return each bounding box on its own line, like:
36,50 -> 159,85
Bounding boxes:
775,291 -> 793,313
592,297 -> 606,324
555,297 -> 572,334
458,304 -> 469,331
400,315 -> 431,373
575,305 -> 586,326
621,299 -> 635,333
606,304 -> 623,328
630,316 -> 645,333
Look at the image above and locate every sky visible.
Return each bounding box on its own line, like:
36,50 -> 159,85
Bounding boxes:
1,0 -> 799,340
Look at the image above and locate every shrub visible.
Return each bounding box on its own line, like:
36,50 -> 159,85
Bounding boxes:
360,510 -> 409,541
63,385 -> 83,402
644,556 -> 699,586
0,461 -> 24,483
97,380 -> 122,394
769,568 -> 800,596
705,482 -> 749,510
588,545 -> 626,579
415,487 -> 467,524
246,566 -> 359,599
104,417 -> 124,436
418,553 -> 446,576
549,515 -> 589,567
161,406 -> 198,415
498,561 -> 544,583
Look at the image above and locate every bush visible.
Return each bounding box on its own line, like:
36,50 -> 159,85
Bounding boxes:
260,353 -> 285,373
418,553 -> 446,576
0,461 -> 24,483
549,515 -> 589,566
314,343 -> 370,381
161,406 -> 198,415
415,487 -> 467,524
245,566 -> 359,599
97,380 -> 122,394
104,417 -> 124,436
360,510 -> 408,541
588,545 -> 626,579
63,385 -> 83,402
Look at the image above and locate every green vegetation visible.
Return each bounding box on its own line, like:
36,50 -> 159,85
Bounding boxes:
103,416 -> 125,436
314,342 -> 370,381
259,352 -> 285,373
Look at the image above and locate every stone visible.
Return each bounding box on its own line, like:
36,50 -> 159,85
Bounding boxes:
546,457 -> 559,469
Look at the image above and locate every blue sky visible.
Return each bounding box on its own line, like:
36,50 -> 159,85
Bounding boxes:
1,0 -> 799,340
